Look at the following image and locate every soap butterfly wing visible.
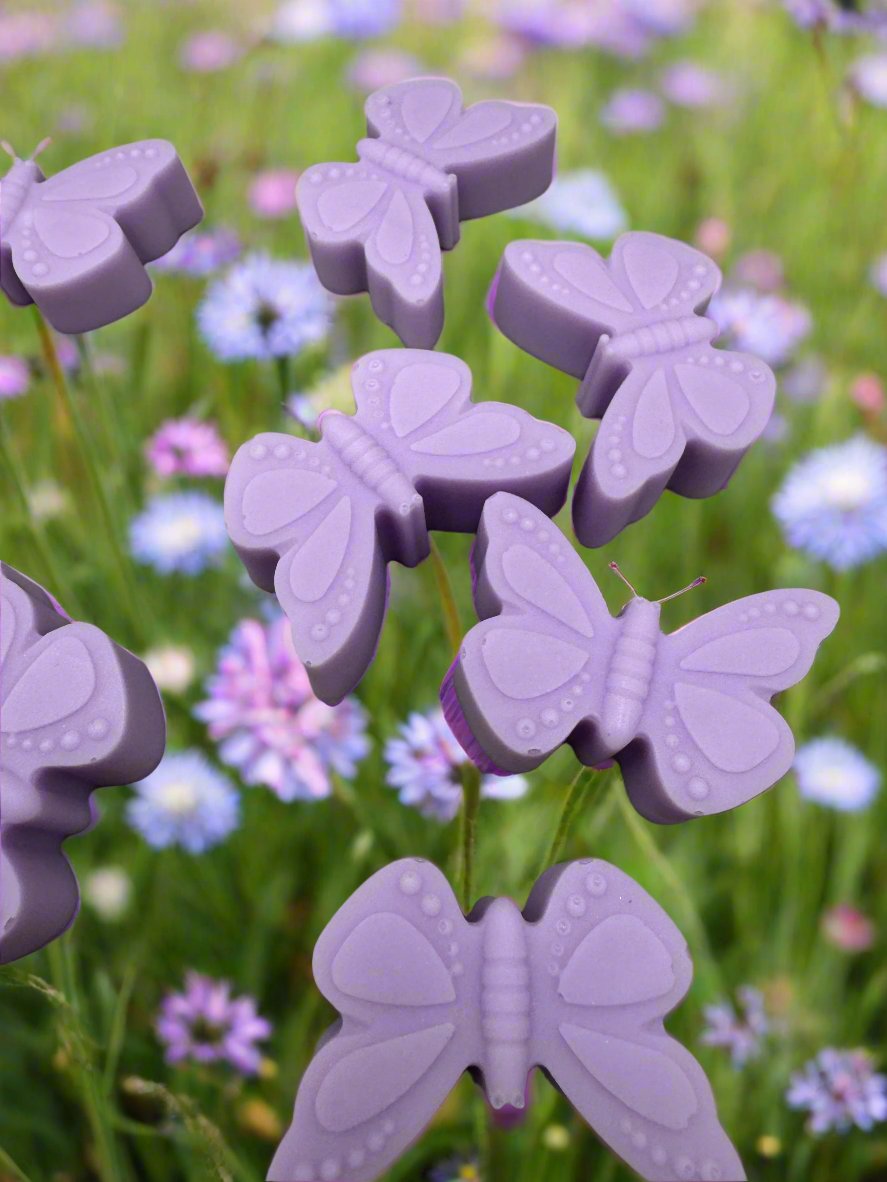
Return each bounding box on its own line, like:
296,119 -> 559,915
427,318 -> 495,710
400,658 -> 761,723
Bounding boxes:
577,345 -> 775,545
0,566 -> 165,963
297,165 -> 444,348
224,434 -> 388,707
268,860 -> 480,1182
351,350 -> 575,531
365,77 -> 556,220
5,140 -> 201,331
626,589 -> 840,823
444,494 -> 617,774
526,860 -> 747,1182
493,236 -> 722,382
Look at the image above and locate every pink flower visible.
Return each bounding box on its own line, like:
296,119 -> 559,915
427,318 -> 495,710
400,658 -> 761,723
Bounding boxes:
822,904 -> 875,952
0,355 -> 30,401
145,417 -> 230,478
248,169 -> 300,219
179,30 -> 242,73
850,374 -> 886,417
346,47 -> 423,92
694,217 -> 731,260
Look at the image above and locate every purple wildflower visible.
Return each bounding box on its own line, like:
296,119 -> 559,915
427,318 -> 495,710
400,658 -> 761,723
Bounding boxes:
660,60 -> 728,108
385,708 -> 527,822
0,355 -> 30,400
145,417 -> 230,479
732,249 -> 785,293
787,1049 -> 887,1134
600,88 -> 665,135
179,30 -> 242,73
248,169 -> 300,219
850,52 -> 887,107
782,0 -> 887,35
782,355 -> 827,402
152,227 -> 242,278
709,287 -> 811,367
63,1 -> 123,50
156,972 -> 271,1075
195,616 -> 369,802
870,253 -> 887,296
127,750 -> 240,853
130,491 -> 228,575
346,47 -> 423,92
701,985 -> 769,1068
0,11 -> 56,61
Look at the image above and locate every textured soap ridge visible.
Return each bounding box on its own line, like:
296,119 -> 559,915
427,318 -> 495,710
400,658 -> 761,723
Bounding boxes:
440,492 -> 839,823
0,563 -> 166,963
267,857 -> 746,1182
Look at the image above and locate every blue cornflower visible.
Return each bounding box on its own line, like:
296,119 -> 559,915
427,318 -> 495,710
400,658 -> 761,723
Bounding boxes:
771,435 -> 887,570
510,169 -> 627,241
197,253 -> 332,362
130,491 -> 228,575
787,1049 -> 887,1134
328,0 -> 401,37
701,986 -> 769,1068
709,286 -> 811,368
127,751 -> 240,853
794,737 -> 881,812
385,708 -> 527,822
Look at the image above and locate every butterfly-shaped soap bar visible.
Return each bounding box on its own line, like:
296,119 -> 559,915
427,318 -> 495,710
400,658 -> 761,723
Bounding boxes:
1,138 -> 203,334
226,350 -> 575,706
268,857 -> 746,1182
0,563 -> 166,963
491,232 -> 777,547
441,493 -> 839,823
297,76 -> 556,348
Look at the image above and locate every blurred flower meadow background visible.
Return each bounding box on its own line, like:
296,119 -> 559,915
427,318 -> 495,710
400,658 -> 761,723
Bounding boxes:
1,1 -> 887,1180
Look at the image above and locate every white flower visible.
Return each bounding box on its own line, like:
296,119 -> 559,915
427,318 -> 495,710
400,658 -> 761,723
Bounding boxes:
795,737 -> 881,811
84,866 -> 132,921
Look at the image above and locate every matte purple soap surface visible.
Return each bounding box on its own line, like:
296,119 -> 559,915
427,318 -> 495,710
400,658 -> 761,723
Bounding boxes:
225,349 -> 575,705
0,563 -> 166,964
1,137 -> 203,334
297,76 -> 557,347
441,493 -> 839,823
492,232 -> 777,546
268,857 -> 746,1182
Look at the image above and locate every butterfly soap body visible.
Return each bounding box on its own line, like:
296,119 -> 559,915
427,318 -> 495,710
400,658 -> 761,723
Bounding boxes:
0,563 -> 166,963
441,493 -> 839,824
1,139 -> 203,333
492,232 -> 777,546
268,858 -> 746,1182
226,350 -> 574,706
297,77 -> 556,347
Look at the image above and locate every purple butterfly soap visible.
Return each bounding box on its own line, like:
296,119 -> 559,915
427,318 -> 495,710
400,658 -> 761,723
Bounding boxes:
0,563 -> 165,963
491,232 -> 777,546
225,350 -> 575,706
297,77 -> 556,348
1,137 -> 203,334
268,857 -> 746,1182
441,493 -> 839,823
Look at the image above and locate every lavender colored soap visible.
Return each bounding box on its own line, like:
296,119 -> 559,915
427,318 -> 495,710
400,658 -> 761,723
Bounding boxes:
268,857 -> 746,1182
0,563 -> 165,963
225,349 -> 575,706
441,493 -> 839,823
297,76 -> 557,348
1,138 -> 203,334
491,232 -> 776,546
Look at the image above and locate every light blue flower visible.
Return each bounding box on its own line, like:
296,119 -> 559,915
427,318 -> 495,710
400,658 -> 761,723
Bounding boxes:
794,737 -> 881,812
771,435 -> 887,570
130,491 -> 228,575
870,254 -> 887,297
197,254 -> 332,363
385,708 -> 527,822
510,169 -> 627,241
127,751 -> 240,853
787,1049 -> 887,1134
709,286 -> 811,368
701,985 -> 769,1069
272,0 -> 401,41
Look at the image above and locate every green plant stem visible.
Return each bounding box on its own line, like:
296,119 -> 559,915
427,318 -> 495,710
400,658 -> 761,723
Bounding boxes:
0,1145 -> 34,1182
0,409 -> 79,609
540,766 -> 595,874
458,763 -> 482,912
75,333 -> 135,507
428,536 -> 463,656
275,354 -> 291,408
33,308 -> 145,643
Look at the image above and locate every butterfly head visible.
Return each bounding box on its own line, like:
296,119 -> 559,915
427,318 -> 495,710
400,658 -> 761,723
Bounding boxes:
1,138 -> 50,184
